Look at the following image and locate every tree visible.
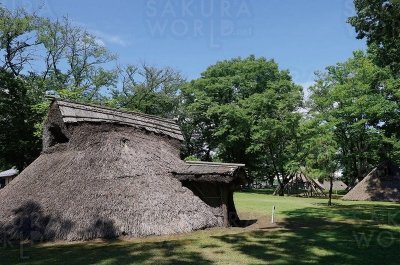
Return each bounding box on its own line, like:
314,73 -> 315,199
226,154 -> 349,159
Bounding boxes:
244,84 -> 305,195
0,5 -> 41,76
304,121 -> 339,206
0,5 -> 118,102
308,50 -> 399,186
348,1 -> 400,139
348,0 -> 400,75
180,55 -> 304,190
108,62 -> 185,118
0,5 -> 120,171
0,70 -> 42,170
37,16 -> 118,102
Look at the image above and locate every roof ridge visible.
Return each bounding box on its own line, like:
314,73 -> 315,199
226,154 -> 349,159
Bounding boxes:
45,95 -> 179,125
184,161 -> 245,167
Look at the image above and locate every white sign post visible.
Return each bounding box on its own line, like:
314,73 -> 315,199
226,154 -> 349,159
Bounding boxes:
271,206 -> 275,223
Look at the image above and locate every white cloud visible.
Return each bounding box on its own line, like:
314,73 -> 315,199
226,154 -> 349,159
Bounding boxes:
94,38 -> 106,47
70,20 -> 128,47
90,30 -> 128,47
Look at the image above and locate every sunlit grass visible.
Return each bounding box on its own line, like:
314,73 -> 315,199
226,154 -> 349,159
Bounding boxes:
1,192 -> 400,264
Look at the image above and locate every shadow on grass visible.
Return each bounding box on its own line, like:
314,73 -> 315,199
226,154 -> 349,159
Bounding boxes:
211,202 -> 400,264
0,238 -> 215,265
3,201 -> 400,264
0,201 -> 215,264
239,188 -> 276,195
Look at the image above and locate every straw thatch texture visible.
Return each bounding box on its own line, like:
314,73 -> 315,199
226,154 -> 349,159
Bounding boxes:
57,97 -> 184,140
172,161 -> 246,183
0,98 -> 249,241
0,123 -> 220,241
172,161 -> 248,226
274,174 -> 325,197
342,161 -> 400,201
321,180 -> 347,190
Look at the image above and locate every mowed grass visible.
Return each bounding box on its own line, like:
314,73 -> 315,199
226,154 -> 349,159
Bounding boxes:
2,191 -> 400,265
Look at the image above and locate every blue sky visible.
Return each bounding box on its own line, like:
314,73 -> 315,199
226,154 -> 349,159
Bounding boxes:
4,0 -> 366,89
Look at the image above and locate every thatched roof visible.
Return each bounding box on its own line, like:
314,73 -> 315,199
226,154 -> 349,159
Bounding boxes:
342,161 -> 400,201
172,161 -> 247,184
290,174 -> 308,183
44,96 -> 183,141
321,180 -> 347,190
0,123 -> 220,241
0,167 -> 18,178
0,98 -> 247,241
289,174 -> 325,190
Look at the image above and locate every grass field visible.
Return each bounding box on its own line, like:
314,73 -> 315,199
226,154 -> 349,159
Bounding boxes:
1,190 -> 400,264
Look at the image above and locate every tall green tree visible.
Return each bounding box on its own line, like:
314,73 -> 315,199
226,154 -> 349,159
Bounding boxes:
244,82 -> 305,194
348,0 -> 400,75
304,121 -> 339,206
0,70 -> 42,170
0,5 -> 41,76
180,55 -> 304,189
37,16 -> 118,102
108,62 -> 185,118
348,0 -> 400,139
0,5 -> 120,169
308,50 -> 399,186
0,5 -> 118,102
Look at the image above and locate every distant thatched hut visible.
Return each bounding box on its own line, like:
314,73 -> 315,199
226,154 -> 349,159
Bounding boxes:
0,167 -> 18,188
274,173 -> 325,197
0,97 -> 247,241
342,161 -> 400,201
320,180 -> 347,190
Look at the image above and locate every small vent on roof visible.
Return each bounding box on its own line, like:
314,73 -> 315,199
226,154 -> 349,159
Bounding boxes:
48,124 -> 69,147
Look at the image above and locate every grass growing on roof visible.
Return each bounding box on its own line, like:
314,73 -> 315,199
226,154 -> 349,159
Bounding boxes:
1,193 -> 400,264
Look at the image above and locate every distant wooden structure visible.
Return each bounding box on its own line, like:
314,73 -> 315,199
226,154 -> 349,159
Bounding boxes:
0,167 -> 18,189
274,173 -> 326,197
172,161 -> 247,226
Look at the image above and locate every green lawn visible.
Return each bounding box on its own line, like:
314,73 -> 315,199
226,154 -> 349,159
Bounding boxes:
1,192 -> 400,264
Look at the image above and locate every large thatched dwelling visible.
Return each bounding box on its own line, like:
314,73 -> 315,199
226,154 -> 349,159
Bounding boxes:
342,161 -> 400,201
0,97 -> 247,241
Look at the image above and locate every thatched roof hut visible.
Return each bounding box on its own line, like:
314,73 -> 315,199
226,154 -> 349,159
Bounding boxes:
274,173 -> 325,197
0,166 -> 19,188
342,161 -> 400,201
172,161 -> 247,226
0,97 -> 247,241
321,180 -> 347,190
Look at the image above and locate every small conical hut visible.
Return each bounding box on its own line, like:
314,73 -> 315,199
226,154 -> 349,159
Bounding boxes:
342,161 -> 400,201
0,97 -> 247,241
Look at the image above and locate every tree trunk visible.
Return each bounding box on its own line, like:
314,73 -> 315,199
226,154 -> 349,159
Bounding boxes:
328,176 -> 333,206
279,183 -> 285,196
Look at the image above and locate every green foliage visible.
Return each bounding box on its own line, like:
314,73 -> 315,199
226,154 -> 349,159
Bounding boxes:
0,70 -> 42,170
37,16 -> 118,102
180,55 -> 304,190
183,155 -> 201,162
348,0 -> 400,75
308,50 -> 400,183
0,5 -> 41,76
108,63 -> 185,118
